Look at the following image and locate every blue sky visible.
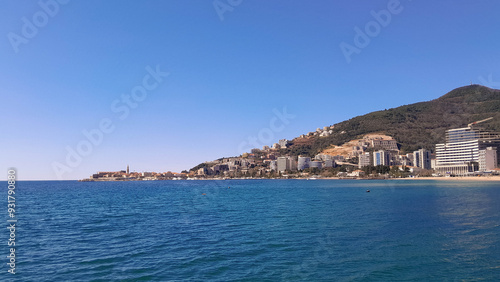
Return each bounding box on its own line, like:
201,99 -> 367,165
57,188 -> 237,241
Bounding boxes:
1,0 -> 499,180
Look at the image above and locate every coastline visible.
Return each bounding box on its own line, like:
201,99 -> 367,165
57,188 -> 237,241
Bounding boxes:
79,176 -> 500,182
389,176 -> 500,182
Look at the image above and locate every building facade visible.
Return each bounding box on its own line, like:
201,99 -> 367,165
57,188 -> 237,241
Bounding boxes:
277,156 -> 296,172
358,152 -> 371,168
371,139 -> 399,151
479,147 -> 498,172
278,139 -> 289,148
373,150 -> 391,166
270,160 -> 277,171
413,149 -> 431,170
277,157 -> 288,172
297,156 -> 311,170
324,159 -> 335,168
435,127 -> 500,175
309,161 -> 322,170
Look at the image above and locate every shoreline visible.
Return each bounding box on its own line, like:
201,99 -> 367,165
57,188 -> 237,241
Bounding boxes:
78,176 -> 500,182
387,176 -> 500,182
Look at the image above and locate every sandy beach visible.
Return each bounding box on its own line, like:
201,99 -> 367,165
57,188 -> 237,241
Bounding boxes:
393,176 -> 500,182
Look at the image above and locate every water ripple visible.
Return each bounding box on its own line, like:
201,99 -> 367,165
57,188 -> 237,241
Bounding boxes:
3,180 -> 500,281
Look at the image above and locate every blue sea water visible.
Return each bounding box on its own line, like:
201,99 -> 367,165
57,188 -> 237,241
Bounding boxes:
1,179 -> 500,281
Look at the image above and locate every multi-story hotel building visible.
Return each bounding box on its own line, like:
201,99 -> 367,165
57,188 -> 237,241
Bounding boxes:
358,152 -> 372,168
435,126 -> 500,175
277,156 -> 297,173
413,149 -> 432,170
479,147 -> 498,172
297,156 -> 311,170
373,150 -> 391,166
371,139 -> 399,151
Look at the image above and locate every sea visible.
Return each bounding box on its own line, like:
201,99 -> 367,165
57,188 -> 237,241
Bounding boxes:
2,179 -> 500,281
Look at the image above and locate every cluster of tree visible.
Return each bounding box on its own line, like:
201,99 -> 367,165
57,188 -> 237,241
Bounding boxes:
361,165 -> 392,175
279,144 -> 314,157
189,162 -> 210,172
360,165 -> 410,178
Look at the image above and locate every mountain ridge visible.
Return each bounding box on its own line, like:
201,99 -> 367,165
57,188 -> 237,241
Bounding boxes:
189,84 -> 500,172
280,84 -> 500,157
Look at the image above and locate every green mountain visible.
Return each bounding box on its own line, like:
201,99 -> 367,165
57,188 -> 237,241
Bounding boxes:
284,85 -> 500,156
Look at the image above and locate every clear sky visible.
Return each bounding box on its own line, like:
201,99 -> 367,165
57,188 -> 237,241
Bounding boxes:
1,0 -> 499,180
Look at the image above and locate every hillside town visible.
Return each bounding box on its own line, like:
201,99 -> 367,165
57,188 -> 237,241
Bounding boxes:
81,118 -> 500,181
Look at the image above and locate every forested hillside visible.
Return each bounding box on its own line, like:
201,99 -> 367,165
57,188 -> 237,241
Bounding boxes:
285,85 -> 500,156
